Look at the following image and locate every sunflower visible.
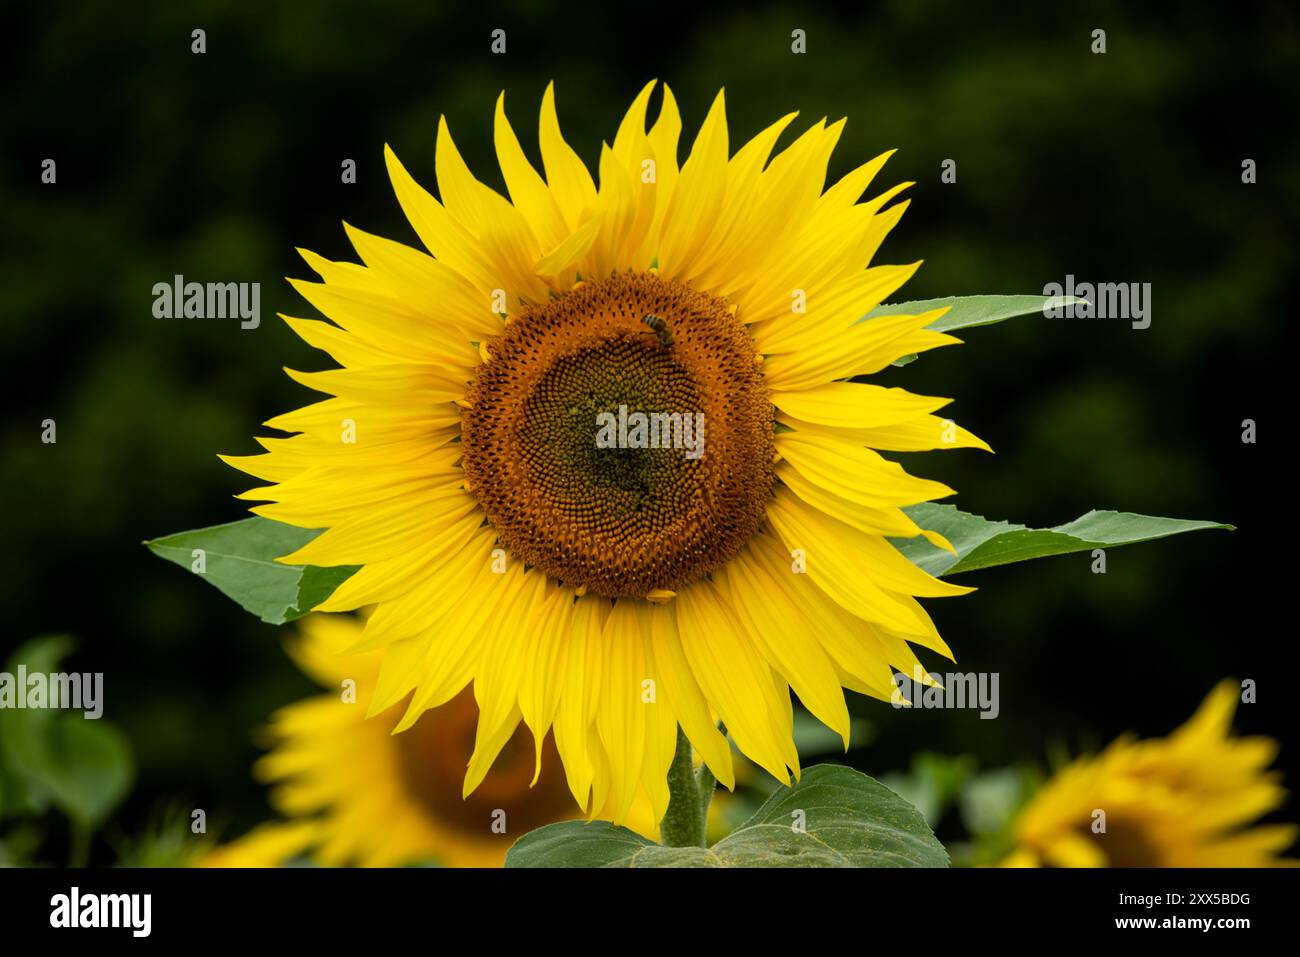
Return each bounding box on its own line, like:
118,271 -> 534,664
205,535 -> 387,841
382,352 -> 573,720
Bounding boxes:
215,613 -> 659,867
1004,681 -> 1296,867
198,821 -> 319,868
222,81 -> 984,825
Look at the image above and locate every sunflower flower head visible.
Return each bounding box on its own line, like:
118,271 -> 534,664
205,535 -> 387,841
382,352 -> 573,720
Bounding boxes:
222,81 -> 984,826
1005,681 -> 1297,867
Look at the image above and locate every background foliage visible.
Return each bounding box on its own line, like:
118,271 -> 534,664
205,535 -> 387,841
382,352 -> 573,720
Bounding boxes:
1,0 -> 1294,860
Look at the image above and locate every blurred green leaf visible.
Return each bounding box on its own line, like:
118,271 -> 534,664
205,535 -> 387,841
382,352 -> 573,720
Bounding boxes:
145,517 -> 358,624
0,825 -> 45,867
41,718 -> 134,830
870,294 -> 1087,365
1,635 -> 72,818
110,802 -> 215,867
897,504 -> 1232,577
961,767 -> 1038,838
0,636 -> 134,829
880,753 -> 977,827
507,764 -> 947,867
0,761 -> 9,819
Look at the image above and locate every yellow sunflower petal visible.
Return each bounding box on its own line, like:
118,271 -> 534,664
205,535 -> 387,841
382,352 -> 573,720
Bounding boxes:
676,580 -> 793,783
538,82 -> 598,228
656,89 -> 729,278
594,600 -> 648,823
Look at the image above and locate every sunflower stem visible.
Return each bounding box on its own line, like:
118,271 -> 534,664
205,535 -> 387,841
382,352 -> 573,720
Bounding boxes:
697,720 -> 726,825
659,727 -> 706,847
696,761 -> 716,825
69,821 -> 90,868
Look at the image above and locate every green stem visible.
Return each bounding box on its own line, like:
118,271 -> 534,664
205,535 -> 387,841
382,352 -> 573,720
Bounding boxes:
659,727 -> 706,847
696,761 -> 717,827
698,721 -> 726,826
69,820 -> 91,868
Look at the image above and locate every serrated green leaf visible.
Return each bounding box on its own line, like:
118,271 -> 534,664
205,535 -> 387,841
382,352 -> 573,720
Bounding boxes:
897,503 -> 1232,576
506,764 -> 947,868
294,565 -> 360,618
145,517 -> 358,624
866,294 -> 1087,366
504,819 -> 658,868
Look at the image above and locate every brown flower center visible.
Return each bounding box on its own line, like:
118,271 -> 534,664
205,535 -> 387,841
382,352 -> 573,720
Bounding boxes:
1075,817 -> 1167,867
397,688 -> 574,835
461,272 -> 774,598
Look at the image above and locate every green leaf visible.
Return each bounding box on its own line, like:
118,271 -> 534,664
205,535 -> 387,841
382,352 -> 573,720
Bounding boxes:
0,637 -> 135,829
865,294 -> 1087,366
960,767 -> 1038,838
879,753 -> 977,827
504,819 -> 658,868
1,636 -> 72,818
145,517 -> 358,624
40,718 -> 134,829
506,764 -> 947,868
897,503 -> 1232,577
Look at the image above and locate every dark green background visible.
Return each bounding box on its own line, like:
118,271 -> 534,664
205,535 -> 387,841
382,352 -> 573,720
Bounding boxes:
2,0 -> 1294,858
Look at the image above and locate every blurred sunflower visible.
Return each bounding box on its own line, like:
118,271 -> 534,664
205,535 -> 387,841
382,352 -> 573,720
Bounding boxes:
199,821 -> 319,868
211,614 -> 659,868
1004,681 -> 1296,867
222,81 -> 983,824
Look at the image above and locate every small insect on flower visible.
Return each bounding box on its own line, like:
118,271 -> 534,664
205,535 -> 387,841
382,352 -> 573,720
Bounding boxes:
642,313 -> 674,348
221,81 -> 987,825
